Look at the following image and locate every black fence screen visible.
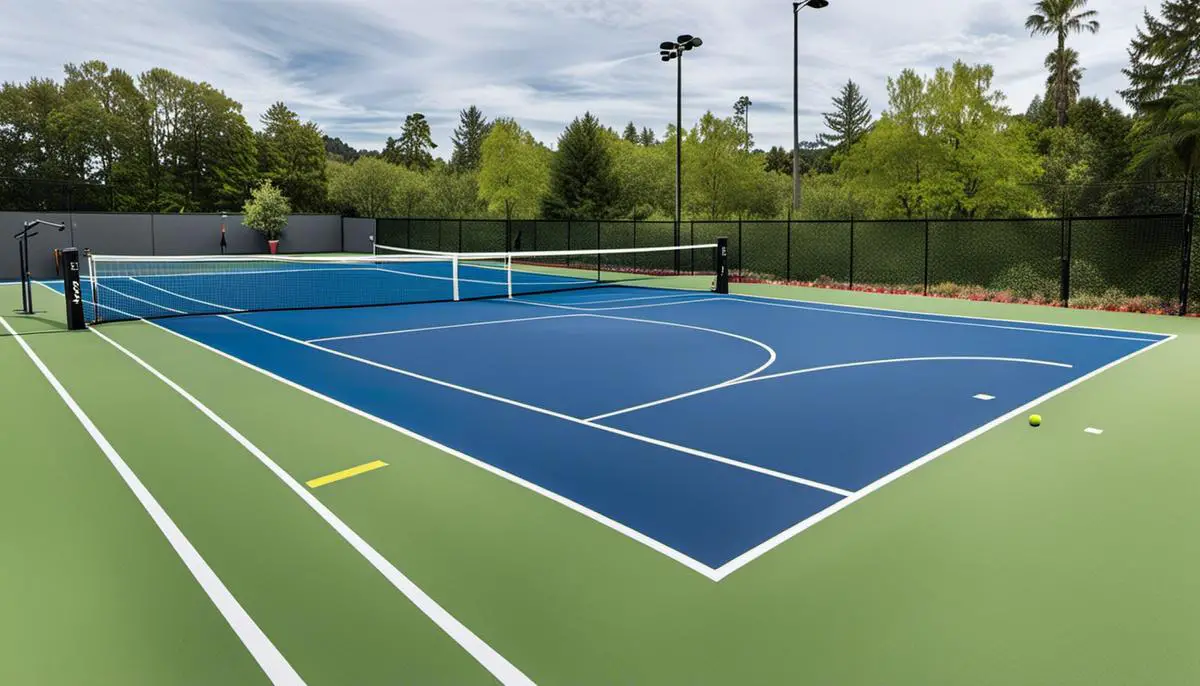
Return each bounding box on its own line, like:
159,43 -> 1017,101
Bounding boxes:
375,214 -> 1197,315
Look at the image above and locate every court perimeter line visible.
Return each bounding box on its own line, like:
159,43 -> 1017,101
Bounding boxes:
726,292 -> 1170,340
710,333 -> 1178,581
588,356 -> 1073,422
89,326 -> 536,686
0,317 -> 304,686
223,315 -> 850,498
98,282 -> 188,315
34,282 -> 726,582
554,292 -> 720,306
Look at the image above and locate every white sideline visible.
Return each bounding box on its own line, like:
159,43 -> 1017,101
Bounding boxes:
130,277 -> 240,312
222,315 -> 850,498
709,334 -> 1178,579
509,297 -> 721,313
87,326 -> 536,686
0,316 -> 305,686
587,356 -> 1073,423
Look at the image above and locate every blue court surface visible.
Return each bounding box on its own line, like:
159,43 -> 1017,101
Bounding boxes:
58,276 -> 1172,580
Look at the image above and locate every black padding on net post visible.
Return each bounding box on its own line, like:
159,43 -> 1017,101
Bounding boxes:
714,237 -> 729,294
60,248 -> 85,330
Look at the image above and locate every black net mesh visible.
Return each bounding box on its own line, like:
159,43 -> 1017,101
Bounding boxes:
928,219 -> 1062,302
1069,215 -> 1185,310
789,221 -> 852,286
741,222 -> 788,283
852,220 -> 926,291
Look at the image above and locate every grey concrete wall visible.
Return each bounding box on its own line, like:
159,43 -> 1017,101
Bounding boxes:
1,212 -> 75,283
2,212 -> 344,279
343,217 -> 377,254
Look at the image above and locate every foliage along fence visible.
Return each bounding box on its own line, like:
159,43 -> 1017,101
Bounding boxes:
377,213 -> 1197,316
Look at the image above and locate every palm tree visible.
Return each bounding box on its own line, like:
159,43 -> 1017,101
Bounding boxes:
1026,0 -> 1100,127
1045,48 -> 1085,112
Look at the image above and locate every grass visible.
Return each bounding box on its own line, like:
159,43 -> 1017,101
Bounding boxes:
4,279 -> 1200,684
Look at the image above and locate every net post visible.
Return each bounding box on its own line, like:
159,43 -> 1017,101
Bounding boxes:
452,255 -> 460,301
1179,176 -> 1194,316
60,247 -> 85,330
506,255 -> 514,298
715,237 -> 729,294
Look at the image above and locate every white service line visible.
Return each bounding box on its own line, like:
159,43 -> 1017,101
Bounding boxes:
710,333 -> 1177,580
130,277 -> 240,312
555,292 -> 719,306
726,296 -> 1165,342
509,297 -> 721,313
222,315 -> 850,498
88,326 -> 536,686
98,281 -> 187,315
589,356 -> 1072,422
0,317 -> 304,686
308,314 -> 588,343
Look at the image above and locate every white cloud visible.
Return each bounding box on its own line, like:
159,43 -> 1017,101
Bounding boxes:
0,0 -> 1147,154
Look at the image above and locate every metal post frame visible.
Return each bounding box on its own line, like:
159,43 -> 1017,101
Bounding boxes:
1179,174 -> 1195,316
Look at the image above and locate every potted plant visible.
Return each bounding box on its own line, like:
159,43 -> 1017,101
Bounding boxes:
242,180 -> 290,254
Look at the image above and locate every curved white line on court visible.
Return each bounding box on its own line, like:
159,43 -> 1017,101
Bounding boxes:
585,312 -> 777,399
588,356 -> 1073,422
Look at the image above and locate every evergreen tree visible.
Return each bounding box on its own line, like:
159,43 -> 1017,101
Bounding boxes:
1121,0 -> 1200,108
542,112 -> 620,219
397,113 -> 437,170
763,146 -> 793,175
449,105 -> 490,172
639,127 -> 657,147
256,102 -> 327,211
733,96 -> 753,151
817,80 -> 872,155
622,122 -> 639,144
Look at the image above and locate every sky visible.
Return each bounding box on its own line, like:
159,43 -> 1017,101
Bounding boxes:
0,0 -> 1152,155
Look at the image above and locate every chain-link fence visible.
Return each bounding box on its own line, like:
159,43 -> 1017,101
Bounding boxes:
375,213 -> 1197,315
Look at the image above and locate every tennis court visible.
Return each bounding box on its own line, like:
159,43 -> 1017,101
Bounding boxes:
4,244 -> 1200,684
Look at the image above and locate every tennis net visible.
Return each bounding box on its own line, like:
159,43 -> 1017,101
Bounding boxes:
87,242 -> 724,323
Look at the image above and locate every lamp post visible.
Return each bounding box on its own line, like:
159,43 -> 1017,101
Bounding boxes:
793,0 -> 828,212
660,34 -> 703,269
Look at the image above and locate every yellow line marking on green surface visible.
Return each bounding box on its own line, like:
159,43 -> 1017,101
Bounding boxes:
307,460 -> 388,489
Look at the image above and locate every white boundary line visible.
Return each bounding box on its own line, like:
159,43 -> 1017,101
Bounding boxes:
104,314 -> 727,581
308,314 -> 588,343
98,281 -> 187,315
225,315 -> 847,497
709,333 -> 1178,580
130,277 -> 241,312
725,290 -> 1173,338
555,292 -> 718,306
509,298 -> 722,313
87,326 -> 535,685
0,316 -> 305,685
587,356 -> 1072,423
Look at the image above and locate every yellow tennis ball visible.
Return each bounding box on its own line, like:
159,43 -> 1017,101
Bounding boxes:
1029,414 -> 1042,427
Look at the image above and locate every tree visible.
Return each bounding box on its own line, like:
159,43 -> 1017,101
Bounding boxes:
838,62 -> 1043,219
449,106 -> 490,172
323,135 -> 362,162
396,113 -> 437,170
1045,48 -> 1084,115
622,122 -> 639,144
256,102 -> 326,211
733,96 -> 754,151
683,111 -> 763,219
542,112 -> 621,219
327,156 -> 402,217
242,179 -> 290,243
763,146 -> 792,175
818,80 -> 873,158
478,118 -> 549,219
1121,0 -> 1200,108
1129,83 -> 1200,207
639,127 -> 657,147
425,166 -> 485,217
611,138 -> 672,219
1026,0 -> 1100,128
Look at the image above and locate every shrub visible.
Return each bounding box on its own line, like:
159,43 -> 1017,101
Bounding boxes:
990,262 -> 1058,300
243,180 -> 291,241
1068,259 -> 1105,296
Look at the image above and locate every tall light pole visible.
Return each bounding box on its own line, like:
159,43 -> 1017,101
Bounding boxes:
793,0 -> 828,212
661,34 -> 703,266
